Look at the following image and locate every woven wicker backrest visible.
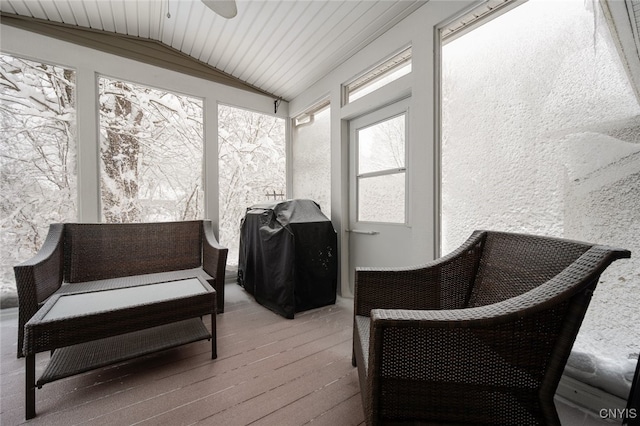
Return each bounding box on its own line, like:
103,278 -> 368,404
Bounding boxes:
467,231 -> 591,308
64,221 -> 203,283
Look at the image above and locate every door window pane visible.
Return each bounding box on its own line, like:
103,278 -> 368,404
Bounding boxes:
98,77 -> 203,223
358,173 -> 405,223
356,113 -> 406,223
358,114 -> 405,174
0,54 -> 76,296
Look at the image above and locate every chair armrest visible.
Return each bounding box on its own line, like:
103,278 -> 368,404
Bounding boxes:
354,230 -> 486,316
202,220 -> 228,312
14,223 -> 65,357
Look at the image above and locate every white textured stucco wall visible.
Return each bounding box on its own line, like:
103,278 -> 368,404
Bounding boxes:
442,0 -> 640,398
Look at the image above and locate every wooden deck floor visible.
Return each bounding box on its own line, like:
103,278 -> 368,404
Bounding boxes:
0,284 -> 364,426
0,283 -> 611,426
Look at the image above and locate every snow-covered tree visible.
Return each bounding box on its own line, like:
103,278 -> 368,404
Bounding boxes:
0,54 -> 77,290
218,104 -> 286,264
0,56 -> 286,294
98,77 -> 204,223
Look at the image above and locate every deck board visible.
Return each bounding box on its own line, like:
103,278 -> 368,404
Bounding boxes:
0,284 -> 364,426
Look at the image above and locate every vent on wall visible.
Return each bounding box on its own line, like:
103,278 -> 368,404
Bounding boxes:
441,0 -> 525,43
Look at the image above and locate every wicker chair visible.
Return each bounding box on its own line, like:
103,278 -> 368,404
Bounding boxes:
352,230 -> 630,425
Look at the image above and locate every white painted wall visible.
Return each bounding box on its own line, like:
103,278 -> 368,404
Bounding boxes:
290,0 -> 477,297
0,24 -> 288,227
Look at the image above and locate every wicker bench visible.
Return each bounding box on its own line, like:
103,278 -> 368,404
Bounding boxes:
14,220 -> 228,359
352,230 -> 630,425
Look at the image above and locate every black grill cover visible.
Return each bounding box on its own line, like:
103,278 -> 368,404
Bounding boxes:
238,199 -> 337,318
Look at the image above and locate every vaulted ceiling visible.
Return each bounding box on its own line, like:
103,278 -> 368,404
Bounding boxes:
0,0 -> 427,101
3,0 -> 639,104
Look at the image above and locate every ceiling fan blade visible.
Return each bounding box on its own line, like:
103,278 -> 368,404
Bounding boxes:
201,0 -> 237,19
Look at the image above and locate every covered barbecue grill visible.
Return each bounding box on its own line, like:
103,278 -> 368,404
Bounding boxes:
238,199 -> 337,318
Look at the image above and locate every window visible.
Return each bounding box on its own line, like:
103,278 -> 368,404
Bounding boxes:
218,104 -> 286,266
0,54 -> 77,291
441,0 -> 640,399
292,100 -> 331,217
98,77 -> 204,223
345,46 -> 411,104
356,112 -> 406,223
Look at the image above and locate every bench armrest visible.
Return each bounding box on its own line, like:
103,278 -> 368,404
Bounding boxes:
14,223 -> 65,357
202,220 -> 228,313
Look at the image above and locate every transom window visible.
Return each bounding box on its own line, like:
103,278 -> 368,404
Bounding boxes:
344,46 -> 412,104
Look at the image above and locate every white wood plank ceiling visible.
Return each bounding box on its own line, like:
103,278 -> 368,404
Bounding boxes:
0,0 -> 427,100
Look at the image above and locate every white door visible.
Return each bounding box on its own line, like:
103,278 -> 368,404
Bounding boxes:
348,99 -> 412,291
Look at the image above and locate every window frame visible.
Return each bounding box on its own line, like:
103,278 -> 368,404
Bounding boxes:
354,106 -> 409,225
97,74 -> 205,223
343,46 -> 412,105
